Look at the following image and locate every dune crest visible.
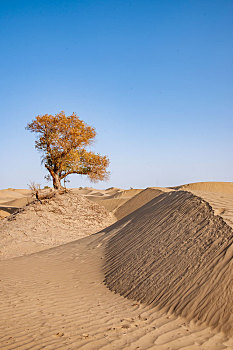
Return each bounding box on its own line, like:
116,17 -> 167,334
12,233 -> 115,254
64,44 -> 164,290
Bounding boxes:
172,181 -> 233,194
104,190 -> 233,335
1,185 -> 233,348
114,187 -> 172,220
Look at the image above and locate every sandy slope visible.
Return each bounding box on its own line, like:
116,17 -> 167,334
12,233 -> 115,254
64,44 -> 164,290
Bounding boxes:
0,187 -> 143,221
87,197 -> 130,212
1,234 -> 233,350
104,191 -> 233,336
1,182 -> 233,349
0,189 -> 31,203
84,188 -> 143,217
114,187 -> 172,220
0,189 -> 32,218
172,181 -> 233,194
0,209 -> 10,219
0,192 -> 115,260
1,197 -> 34,207
181,190 -> 233,230
170,182 -> 233,229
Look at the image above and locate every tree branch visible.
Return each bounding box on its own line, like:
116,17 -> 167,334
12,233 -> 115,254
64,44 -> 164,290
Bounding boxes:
60,169 -> 89,179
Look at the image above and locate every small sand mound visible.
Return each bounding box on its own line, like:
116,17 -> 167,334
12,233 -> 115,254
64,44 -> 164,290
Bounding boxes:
104,191 -> 233,335
172,181 -> 233,194
0,192 -> 115,260
0,209 -> 10,219
114,187 -> 172,220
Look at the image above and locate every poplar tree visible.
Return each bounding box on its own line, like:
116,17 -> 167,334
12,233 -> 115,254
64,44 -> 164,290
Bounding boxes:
26,111 -> 109,190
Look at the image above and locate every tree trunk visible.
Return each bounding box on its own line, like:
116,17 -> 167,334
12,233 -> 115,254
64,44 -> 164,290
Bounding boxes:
52,173 -> 62,190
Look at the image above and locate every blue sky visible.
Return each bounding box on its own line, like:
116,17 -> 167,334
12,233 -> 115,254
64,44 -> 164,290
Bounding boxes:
0,0 -> 233,189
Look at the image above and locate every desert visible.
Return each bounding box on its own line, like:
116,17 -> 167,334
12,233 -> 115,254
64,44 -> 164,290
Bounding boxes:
2,1 -> 232,348
1,182 -> 233,349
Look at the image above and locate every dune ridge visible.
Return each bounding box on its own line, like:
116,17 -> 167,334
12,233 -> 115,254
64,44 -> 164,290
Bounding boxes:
0,189 -> 29,204
1,184 -> 233,348
2,235 -> 232,350
172,181 -> 233,194
83,188 -> 143,217
114,187 -> 172,220
104,190 -> 233,335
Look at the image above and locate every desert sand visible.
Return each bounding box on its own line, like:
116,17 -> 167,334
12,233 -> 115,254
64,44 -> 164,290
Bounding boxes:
0,191 -> 115,260
0,182 -> 233,349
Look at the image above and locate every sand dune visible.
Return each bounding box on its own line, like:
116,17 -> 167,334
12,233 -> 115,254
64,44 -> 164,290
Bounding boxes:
87,196 -> 129,212
0,189 -> 33,218
1,183 -> 233,348
0,192 -> 115,260
173,182 -> 233,229
111,188 -> 143,199
104,190 -> 233,336
84,188 -> 143,216
114,187 -> 172,220
1,233 -> 233,349
105,187 -> 121,192
172,181 -> 233,194
9,188 -> 31,195
0,189 -> 29,204
1,197 -> 34,207
72,187 -> 97,195
186,190 -> 233,230
0,187 -> 136,223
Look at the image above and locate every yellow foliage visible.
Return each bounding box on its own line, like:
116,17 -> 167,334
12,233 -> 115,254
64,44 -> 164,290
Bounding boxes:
26,111 -> 110,189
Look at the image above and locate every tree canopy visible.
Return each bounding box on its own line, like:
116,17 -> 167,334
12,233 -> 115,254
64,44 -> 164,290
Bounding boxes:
26,111 -> 110,189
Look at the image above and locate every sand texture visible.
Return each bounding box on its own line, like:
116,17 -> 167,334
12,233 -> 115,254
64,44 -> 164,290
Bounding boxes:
1,182 -> 233,349
104,191 -> 233,336
0,209 -> 11,219
182,190 -> 233,230
83,188 -> 143,216
0,188 -> 33,218
0,192 -> 115,260
114,187 -> 172,220
172,181 -> 233,194
1,234 -> 233,350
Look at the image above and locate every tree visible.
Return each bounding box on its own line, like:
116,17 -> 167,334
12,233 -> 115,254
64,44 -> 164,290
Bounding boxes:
26,111 -> 110,190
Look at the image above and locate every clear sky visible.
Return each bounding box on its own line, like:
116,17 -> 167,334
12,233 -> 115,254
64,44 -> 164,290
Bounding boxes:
0,0 -> 233,189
